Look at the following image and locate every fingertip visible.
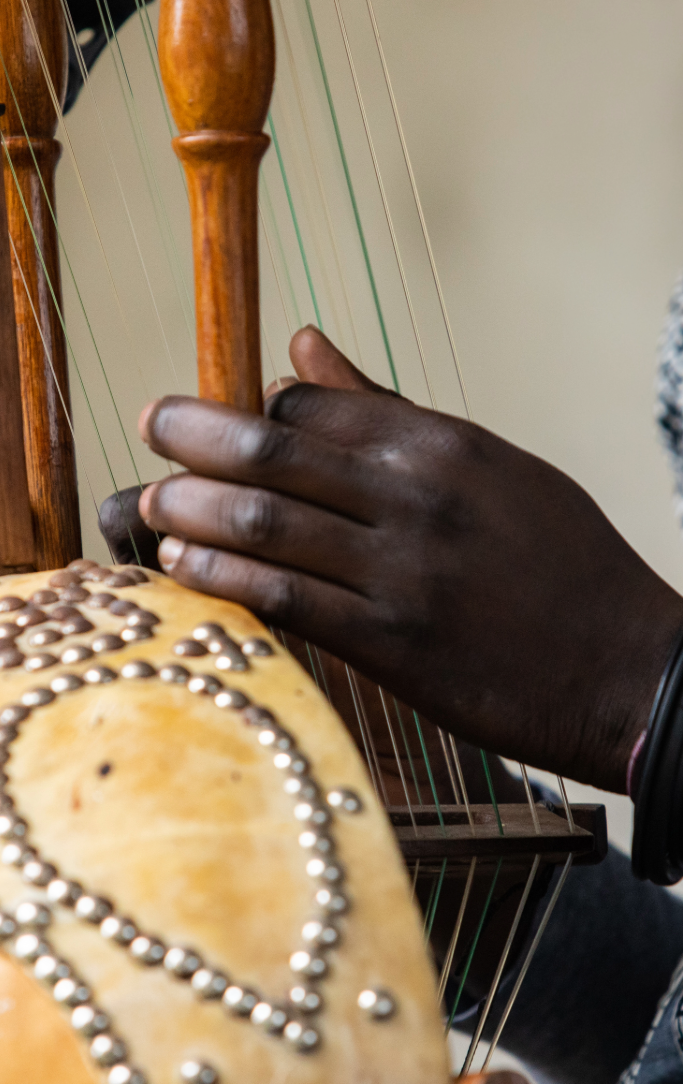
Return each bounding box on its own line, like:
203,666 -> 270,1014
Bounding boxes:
158,535 -> 185,573
138,481 -> 158,525
138,399 -> 161,443
263,375 -> 298,404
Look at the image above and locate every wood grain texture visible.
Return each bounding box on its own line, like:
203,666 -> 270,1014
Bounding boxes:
159,0 -> 275,412
0,0 -> 81,570
0,150 -> 35,572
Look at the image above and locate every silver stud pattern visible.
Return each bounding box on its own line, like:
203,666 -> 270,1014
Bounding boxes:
0,594 -> 378,1058
357,988 -> 397,1020
180,1061 -> 219,1084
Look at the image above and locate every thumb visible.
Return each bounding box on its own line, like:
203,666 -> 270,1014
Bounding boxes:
289,325 -> 394,394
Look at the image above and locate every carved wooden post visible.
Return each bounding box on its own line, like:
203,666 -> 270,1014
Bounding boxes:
0,0 -> 81,570
0,150 -> 35,574
158,0 -> 275,413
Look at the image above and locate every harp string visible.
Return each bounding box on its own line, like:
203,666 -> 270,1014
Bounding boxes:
437,855 -> 477,1004
0,126 -> 140,563
6,229 -> 112,557
446,857 -> 503,1030
96,0 -> 196,341
481,854 -> 574,1070
60,0 -> 193,375
460,853 -> 541,1076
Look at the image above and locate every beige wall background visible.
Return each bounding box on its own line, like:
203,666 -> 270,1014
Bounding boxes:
54,0 -> 683,1065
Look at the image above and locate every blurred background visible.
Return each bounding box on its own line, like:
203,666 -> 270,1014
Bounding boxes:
54,0 -> 683,1069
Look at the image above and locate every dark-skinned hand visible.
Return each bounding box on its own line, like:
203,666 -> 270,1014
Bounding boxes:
102,326 -> 683,793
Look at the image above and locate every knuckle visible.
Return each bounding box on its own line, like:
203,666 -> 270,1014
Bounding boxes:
237,421 -> 294,473
226,488 -> 277,548
268,382 -> 318,424
260,569 -> 300,627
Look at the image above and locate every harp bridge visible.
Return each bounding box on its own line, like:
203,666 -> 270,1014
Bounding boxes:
391,802 -> 607,868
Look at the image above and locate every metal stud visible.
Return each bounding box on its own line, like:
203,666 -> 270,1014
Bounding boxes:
288,985 -> 323,1014
100,915 -> 138,944
92,634 -> 125,654
314,888 -> 349,915
28,628 -> 63,648
214,644 -> 248,671
30,590 -> 60,606
288,988 -> 323,1010
108,1065 -> 147,1084
121,661 -> 156,680
90,1034 -> 128,1066
294,803 -> 330,828
50,673 -> 85,694
60,617 -> 95,636
191,968 -> 229,999
49,571 -> 82,588
61,645 -> 94,665
250,1001 -> 288,1034
130,935 -> 165,966
301,921 -> 339,949
47,878 -> 83,906
72,1004 -> 110,1036
326,789 -> 363,815
2,842 -> 35,867
289,951 -> 327,979
15,608 -> 48,628
25,653 -> 59,672
284,777 -> 319,801
258,727 -> 294,751
1,704 -> 31,726
0,623 -> 19,641
76,896 -> 113,923
163,946 -> 203,978
59,586 -> 90,603
357,988 -> 396,1020
179,1061 -> 219,1084
83,666 -> 118,685
23,860 -> 58,886
298,831 -> 334,857
0,812 -> 27,839
126,610 -> 159,628
305,858 -> 344,885
243,706 -> 276,728
54,977 -> 91,1006
81,567 -> 111,582
241,638 -> 274,657
109,599 -> 138,616
68,559 -> 98,572
214,689 -> 250,710
173,639 -> 208,658
122,567 -> 149,584
50,605 -> 81,621
0,649 -> 25,669
283,1020 -> 320,1052
104,574 -> 137,588
192,623 -> 226,643
0,596 -> 24,612
187,674 -> 223,696
0,913 -> 16,940
15,901 -> 51,928
14,933 -> 50,961
21,687 -> 56,708
222,985 -> 259,1016
34,954 -> 71,984
85,593 -> 117,609
159,664 -> 190,684
275,752 -> 309,775
120,626 -> 153,643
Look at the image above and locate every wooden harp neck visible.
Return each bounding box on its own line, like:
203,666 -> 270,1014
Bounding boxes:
158,0 -> 275,413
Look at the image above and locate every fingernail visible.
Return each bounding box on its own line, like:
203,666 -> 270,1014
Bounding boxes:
138,399 -> 161,443
158,536 -> 184,572
138,482 -> 158,526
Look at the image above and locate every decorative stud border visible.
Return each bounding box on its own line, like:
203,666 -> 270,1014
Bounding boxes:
0,563 -> 395,1079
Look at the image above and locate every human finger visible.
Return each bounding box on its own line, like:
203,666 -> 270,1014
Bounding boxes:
289,325 -> 394,394
99,484 -> 163,569
139,396 -> 381,522
156,537 -> 372,645
140,473 -> 373,591
263,375 -> 298,400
